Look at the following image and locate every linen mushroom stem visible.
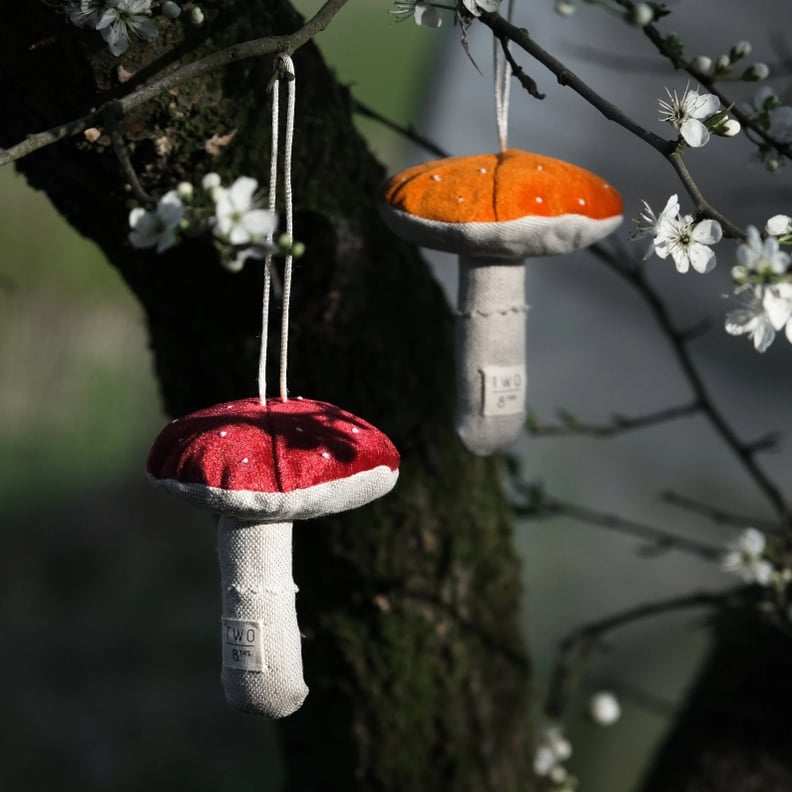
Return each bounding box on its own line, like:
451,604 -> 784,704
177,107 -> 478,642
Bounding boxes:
146,396 -> 400,717
456,255 -> 528,454
218,517 -> 306,718
379,149 -> 624,455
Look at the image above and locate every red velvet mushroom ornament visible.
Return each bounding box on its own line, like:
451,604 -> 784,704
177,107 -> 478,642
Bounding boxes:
379,149 -> 623,455
147,396 -> 400,718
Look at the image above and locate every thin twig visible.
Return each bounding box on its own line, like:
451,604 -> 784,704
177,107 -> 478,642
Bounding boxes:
661,490 -> 785,534
545,588 -> 737,718
515,488 -> 724,560
668,151 -> 743,238
0,0 -> 350,168
110,128 -> 152,206
527,400 -> 701,437
589,243 -> 792,527
352,99 -> 450,158
495,33 -> 545,99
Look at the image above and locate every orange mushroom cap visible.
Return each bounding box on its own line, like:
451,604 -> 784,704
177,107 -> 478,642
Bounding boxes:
380,149 -> 623,258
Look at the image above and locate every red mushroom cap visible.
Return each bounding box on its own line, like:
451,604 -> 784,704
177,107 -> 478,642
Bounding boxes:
379,149 -> 623,258
146,397 -> 400,521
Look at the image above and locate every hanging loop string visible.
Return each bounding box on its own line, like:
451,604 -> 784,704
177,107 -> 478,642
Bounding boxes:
493,0 -> 515,153
257,54 -> 296,405
257,62 -> 281,404
278,53 -> 296,403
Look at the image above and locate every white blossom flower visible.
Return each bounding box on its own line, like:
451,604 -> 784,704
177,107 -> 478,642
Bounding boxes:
736,225 -> 790,274
555,0 -> 576,16
725,291 -> 777,352
390,0 -> 443,26
722,528 -> 773,585
589,691 -> 622,726
128,190 -> 184,253
461,0 -> 500,16
67,0 -> 103,28
632,194 -> 680,259
766,214 -> 792,237
533,725 -> 572,777
658,86 -> 721,147
212,177 -> 276,246
654,212 -> 723,274
763,282 -> 792,342
95,0 -> 159,57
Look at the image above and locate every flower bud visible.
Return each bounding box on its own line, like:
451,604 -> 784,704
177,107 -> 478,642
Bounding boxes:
202,172 -> 221,191
555,0 -> 575,15
730,40 -> 752,60
628,2 -> 653,26
690,55 -> 713,76
177,181 -> 194,201
191,5 -> 205,25
589,692 -> 621,726
715,54 -> 731,73
743,63 -> 770,81
708,113 -> 741,137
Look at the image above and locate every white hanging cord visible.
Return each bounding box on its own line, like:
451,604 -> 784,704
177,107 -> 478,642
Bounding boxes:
493,0 -> 515,152
257,63 -> 281,405
278,54 -> 296,403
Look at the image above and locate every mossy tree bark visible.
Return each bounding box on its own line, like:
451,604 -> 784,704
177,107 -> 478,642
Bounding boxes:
1,2 -> 533,789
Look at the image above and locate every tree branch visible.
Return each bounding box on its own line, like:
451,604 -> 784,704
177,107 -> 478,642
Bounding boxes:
0,0 -> 350,168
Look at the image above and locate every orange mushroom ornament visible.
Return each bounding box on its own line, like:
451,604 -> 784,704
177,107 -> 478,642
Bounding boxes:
379,149 -> 623,455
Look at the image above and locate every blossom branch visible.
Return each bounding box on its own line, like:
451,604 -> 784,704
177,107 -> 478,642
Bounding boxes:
619,1 -> 792,160
0,0 -> 350,168
590,243 -> 792,527
544,589 -> 738,719
527,400 -> 701,437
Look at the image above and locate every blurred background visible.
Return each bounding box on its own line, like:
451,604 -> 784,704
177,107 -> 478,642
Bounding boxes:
1,1 -> 790,789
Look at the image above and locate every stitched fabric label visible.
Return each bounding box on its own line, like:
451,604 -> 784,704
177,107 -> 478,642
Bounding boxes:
222,618 -> 264,672
481,365 -> 527,416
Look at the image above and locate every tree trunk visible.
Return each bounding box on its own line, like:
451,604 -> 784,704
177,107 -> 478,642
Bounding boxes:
1,2 -> 532,789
